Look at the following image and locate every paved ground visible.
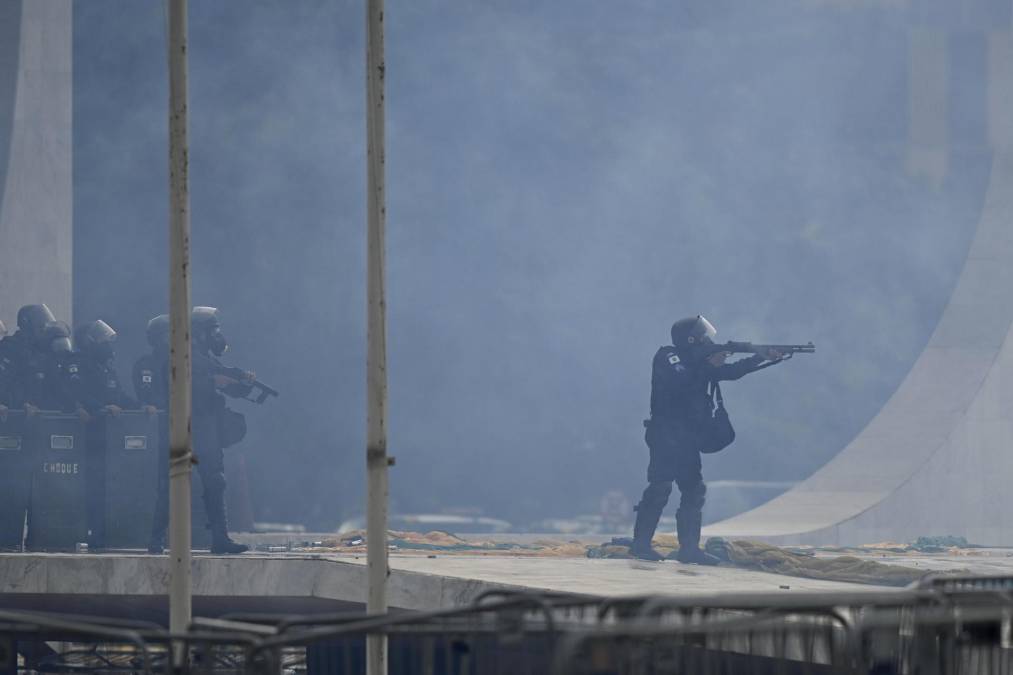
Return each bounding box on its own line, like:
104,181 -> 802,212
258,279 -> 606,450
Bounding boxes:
353,553 -> 892,596
0,546 -> 892,622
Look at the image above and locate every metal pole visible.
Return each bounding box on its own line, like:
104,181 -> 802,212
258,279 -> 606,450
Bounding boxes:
167,0 -> 193,643
365,0 -> 388,673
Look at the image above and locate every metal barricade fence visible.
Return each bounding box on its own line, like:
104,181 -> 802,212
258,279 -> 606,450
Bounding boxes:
2,576 -> 1013,673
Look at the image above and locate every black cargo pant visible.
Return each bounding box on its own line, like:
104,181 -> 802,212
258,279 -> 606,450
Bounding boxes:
150,412 -> 228,544
634,419 -> 707,546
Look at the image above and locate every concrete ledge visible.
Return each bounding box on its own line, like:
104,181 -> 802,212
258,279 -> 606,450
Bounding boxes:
0,551 -> 522,616
0,551 -> 894,626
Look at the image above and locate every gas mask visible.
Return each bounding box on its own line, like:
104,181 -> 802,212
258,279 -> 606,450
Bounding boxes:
93,341 -> 116,363
208,327 -> 228,356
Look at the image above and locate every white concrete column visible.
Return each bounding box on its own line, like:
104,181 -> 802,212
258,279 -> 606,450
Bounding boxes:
0,0 -> 73,326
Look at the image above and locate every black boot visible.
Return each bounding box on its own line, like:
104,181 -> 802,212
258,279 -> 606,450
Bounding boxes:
674,509 -> 719,566
206,489 -> 248,555
630,489 -> 668,561
211,537 -> 248,555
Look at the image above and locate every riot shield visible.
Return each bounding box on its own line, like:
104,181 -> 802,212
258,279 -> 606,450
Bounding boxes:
26,413 -> 87,551
102,411 -> 159,549
0,412 -> 29,549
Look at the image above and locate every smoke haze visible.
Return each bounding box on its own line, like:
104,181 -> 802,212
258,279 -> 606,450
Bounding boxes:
72,1 -> 989,530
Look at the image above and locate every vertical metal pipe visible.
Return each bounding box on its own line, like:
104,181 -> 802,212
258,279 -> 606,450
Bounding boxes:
166,0 -> 193,640
365,0 -> 388,673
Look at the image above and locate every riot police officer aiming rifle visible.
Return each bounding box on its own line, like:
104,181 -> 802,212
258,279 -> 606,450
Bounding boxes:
146,307 -> 277,554
191,307 -> 277,554
631,315 -> 814,563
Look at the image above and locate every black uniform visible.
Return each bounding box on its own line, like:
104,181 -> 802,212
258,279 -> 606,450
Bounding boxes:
67,356 -> 137,415
191,350 -> 251,547
0,334 -> 23,409
147,351 -> 242,553
132,352 -> 168,410
645,347 -> 764,485
69,320 -> 138,549
5,331 -> 74,412
149,307 -> 251,554
631,315 -> 780,563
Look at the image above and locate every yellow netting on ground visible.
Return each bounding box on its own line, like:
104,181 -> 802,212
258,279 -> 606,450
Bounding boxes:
702,538 -> 941,587
308,530 -> 591,557
297,531 -> 966,587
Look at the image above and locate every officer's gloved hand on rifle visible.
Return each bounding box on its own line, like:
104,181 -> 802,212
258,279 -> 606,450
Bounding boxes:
213,370 -> 254,390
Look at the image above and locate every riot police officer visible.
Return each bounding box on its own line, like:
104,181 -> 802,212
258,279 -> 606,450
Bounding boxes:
34,320 -> 76,412
135,315 -> 173,554
69,319 -> 144,548
133,314 -> 169,410
69,320 -> 139,417
3,305 -> 71,413
631,316 -> 783,564
189,307 -> 251,554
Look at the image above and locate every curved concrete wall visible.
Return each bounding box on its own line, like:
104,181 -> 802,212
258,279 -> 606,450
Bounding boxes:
0,0 -> 72,327
0,1 -> 22,217
706,26 -> 1013,546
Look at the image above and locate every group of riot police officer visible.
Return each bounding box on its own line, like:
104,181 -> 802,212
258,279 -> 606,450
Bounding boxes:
0,303 -> 256,555
0,302 -> 798,564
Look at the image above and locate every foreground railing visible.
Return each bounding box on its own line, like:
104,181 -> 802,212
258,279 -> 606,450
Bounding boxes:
2,575 -> 1013,674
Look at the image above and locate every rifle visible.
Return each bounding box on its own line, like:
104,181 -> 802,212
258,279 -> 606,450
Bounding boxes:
213,363 -> 280,404
705,341 -> 815,360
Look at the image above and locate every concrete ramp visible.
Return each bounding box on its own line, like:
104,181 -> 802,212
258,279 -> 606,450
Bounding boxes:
707,155 -> 1013,545
706,28 -> 1013,547
709,24 -> 1013,547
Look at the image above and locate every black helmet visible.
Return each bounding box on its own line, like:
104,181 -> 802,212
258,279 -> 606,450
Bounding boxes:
146,314 -> 170,350
192,306 -> 228,356
44,321 -> 72,354
17,304 -> 56,339
670,315 -> 717,358
75,319 -> 117,362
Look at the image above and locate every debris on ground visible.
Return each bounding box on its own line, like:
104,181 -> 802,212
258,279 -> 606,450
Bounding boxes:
584,536 -> 940,586
303,531 -> 589,557
702,538 -> 949,587
276,531 -> 979,585
910,535 -> 977,552
586,535 -> 680,559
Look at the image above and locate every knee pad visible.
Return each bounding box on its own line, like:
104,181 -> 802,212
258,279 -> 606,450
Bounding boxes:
200,472 -> 227,497
640,481 -> 673,510
679,482 -> 706,511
